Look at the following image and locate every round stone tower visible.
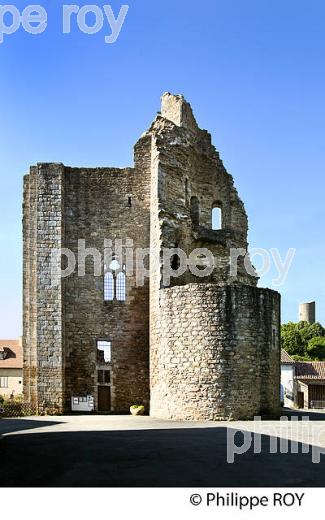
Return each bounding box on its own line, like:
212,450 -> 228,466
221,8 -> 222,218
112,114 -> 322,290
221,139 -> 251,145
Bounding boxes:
148,93 -> 281,420
299,302 -> 316,324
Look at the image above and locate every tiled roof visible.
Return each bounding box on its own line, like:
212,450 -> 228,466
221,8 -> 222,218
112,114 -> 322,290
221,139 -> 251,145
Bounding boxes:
295,361 -> 325,380
0,339 -> 22,369
281,349 -> 294,364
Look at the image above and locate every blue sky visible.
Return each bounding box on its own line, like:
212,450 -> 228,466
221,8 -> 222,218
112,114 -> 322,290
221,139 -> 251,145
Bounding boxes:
0,0 -> 325,337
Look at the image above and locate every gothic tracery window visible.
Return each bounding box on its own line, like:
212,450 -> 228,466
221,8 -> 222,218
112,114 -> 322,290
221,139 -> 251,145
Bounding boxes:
104,258 -> 126,302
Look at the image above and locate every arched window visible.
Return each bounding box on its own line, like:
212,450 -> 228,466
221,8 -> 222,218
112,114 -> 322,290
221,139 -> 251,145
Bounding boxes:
190,196 -> 200,227
104,272 -> 114,301
212,204 -> 222,230
116,272 -> 126,301
104,257 -> 126,302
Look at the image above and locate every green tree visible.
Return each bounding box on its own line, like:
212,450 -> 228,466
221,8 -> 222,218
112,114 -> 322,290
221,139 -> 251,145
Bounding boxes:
300,322 -> 325,345
306,336 -> 325,361
281,321 -> 325,360
281,322 -> 304,356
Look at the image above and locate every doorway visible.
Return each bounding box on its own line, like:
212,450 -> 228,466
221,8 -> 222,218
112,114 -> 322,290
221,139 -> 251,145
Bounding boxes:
98,386 -> 111,412
297,391 -> 304,409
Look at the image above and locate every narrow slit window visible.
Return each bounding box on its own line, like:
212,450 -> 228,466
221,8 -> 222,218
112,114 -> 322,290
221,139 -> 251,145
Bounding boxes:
185,178 -> 190,206
104,272 -> 114,301
190,196 -> 200,227
212,206 -> 222,230
116,272 -> 126,301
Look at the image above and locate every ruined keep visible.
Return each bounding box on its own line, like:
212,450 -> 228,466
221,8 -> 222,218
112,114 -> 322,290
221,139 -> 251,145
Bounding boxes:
23,93 -> 281,419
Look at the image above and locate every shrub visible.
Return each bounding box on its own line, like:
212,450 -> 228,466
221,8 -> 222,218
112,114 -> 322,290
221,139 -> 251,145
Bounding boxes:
291,355 -> 312,362
0,395 -> 36,418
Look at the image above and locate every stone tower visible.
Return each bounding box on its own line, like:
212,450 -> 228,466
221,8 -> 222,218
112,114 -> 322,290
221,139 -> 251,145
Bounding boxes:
299,302 -> 316,324
23,93 -> 281,419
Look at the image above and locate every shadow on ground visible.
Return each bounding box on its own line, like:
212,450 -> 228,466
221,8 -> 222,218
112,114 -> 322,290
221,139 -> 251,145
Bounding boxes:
1,425 -> 325,487
0,418 -> 62,436
283,408 -> 325,420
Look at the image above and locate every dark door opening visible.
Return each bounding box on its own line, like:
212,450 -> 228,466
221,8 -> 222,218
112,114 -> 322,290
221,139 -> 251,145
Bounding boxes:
98,386 -> 111,412
297,391 -> 304,409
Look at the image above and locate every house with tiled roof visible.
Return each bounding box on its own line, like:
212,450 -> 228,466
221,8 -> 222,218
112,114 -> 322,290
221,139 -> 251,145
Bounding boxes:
0,338 -> 23,398
281,349 -> 325,410
295,361 -> 325,409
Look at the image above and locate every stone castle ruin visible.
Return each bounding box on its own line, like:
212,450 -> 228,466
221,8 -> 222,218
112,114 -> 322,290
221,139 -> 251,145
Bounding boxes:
23,93 -> 281,419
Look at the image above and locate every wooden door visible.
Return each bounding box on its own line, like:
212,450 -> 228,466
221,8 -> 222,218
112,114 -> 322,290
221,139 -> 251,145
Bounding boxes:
308,385 -> 325,408
98,386 -> 111,412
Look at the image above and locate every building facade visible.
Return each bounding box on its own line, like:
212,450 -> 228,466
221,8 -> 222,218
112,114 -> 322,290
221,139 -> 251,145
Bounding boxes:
280,349 -> 295,408
0,339 -> 23,398
23,93 -> 281,419
295,362 -> 325,409
280,350 -> 325,410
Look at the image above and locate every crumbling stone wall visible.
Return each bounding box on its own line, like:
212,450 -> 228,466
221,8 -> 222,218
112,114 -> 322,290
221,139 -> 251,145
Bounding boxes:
149,93 -> 280,420
150,284 -> 280,420
148,93 -> 257,290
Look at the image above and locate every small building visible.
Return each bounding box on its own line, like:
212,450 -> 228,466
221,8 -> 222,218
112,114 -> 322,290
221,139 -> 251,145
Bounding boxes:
281,349 -> 295,408
295,362 -> 325,409
0,339 -> 23,398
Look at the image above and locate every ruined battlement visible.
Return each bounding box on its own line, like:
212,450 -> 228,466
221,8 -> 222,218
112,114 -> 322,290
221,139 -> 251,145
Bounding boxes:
160,92 -> 199,131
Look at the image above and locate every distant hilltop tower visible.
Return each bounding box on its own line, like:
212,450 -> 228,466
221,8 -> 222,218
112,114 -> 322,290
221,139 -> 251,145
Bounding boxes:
299,302 -> 316,324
